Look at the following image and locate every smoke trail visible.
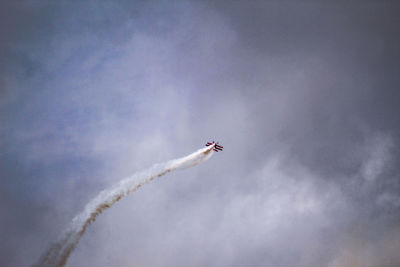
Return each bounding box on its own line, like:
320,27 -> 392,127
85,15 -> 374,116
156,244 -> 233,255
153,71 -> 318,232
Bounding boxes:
35,145 -> 215,267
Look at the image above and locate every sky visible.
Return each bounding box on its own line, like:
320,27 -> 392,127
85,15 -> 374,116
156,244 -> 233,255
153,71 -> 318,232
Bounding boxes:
1,1 -> 400,266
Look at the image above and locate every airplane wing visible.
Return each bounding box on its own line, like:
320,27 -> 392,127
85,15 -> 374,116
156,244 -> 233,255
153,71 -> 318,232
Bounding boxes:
205,141 -> 223,151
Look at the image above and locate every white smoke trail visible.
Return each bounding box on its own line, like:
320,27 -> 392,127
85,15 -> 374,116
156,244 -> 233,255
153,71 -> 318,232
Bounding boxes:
35,145 -> 215,267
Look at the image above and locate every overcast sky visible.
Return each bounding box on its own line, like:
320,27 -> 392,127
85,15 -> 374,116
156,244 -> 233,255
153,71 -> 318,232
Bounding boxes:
1,1 -> 400,267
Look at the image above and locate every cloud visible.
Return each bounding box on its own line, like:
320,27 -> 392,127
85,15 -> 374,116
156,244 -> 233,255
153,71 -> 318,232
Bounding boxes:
360,133 -> 392,182
329,227 -> 400,267
1,1 -> 400,267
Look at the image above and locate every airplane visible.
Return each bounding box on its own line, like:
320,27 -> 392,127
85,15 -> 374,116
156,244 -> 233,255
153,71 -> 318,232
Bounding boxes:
205,141 -> 223,152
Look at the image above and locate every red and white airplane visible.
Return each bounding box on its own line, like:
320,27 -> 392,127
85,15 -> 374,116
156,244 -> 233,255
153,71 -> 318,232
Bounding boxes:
205,141 -> 223,152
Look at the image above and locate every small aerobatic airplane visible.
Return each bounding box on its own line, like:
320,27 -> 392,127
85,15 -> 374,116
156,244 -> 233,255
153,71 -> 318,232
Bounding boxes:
205,141 -> 223,152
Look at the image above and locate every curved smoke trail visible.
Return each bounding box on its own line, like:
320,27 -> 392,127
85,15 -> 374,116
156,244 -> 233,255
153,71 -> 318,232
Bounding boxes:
35,145 -> 215,267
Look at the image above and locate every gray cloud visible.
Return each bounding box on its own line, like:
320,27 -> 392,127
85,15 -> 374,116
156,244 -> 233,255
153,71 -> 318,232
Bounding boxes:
1,1 -> 399,266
